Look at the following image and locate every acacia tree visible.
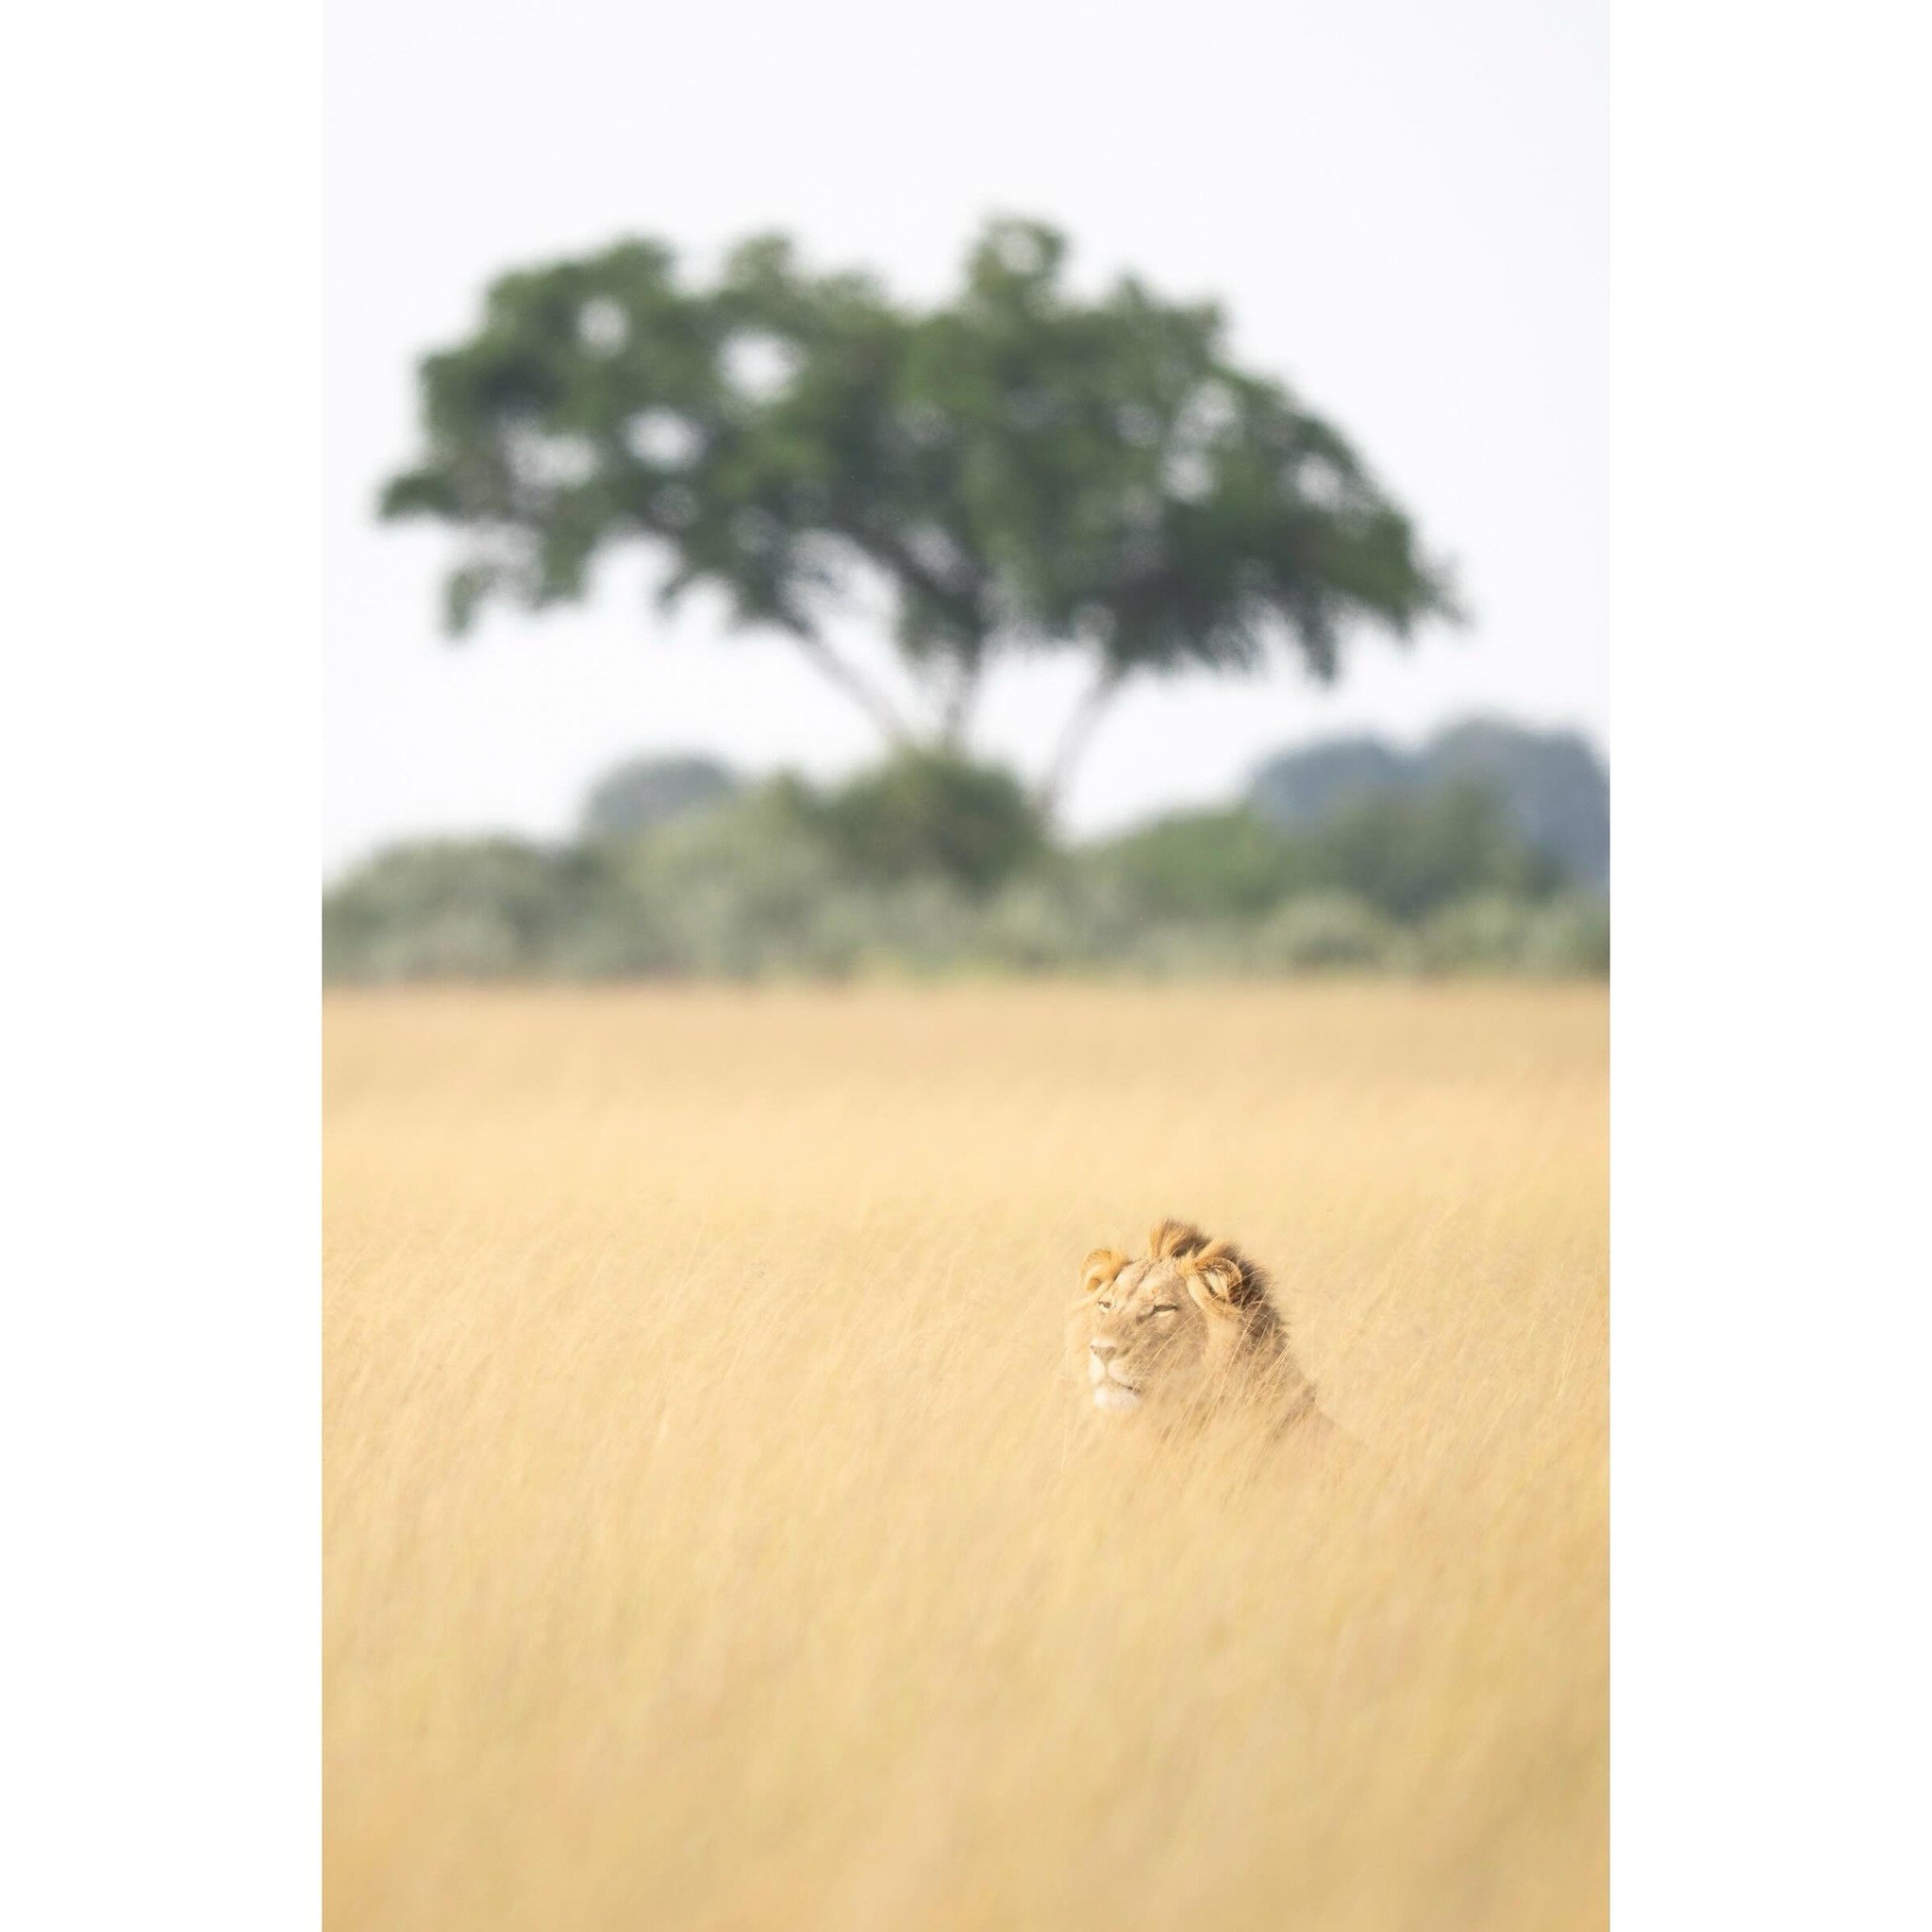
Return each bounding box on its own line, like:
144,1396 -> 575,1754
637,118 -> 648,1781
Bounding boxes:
381,218 -> 1459,810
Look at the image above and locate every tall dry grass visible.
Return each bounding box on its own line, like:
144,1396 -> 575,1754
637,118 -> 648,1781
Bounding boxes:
325,984 -> 1607,1931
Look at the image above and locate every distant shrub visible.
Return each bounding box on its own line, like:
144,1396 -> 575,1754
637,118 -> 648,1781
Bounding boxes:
812,753 -> 1046,895
579,754 -> 740,840
1085,785 -> 1565,927
1413,894 -> 1543,973
820,880 -> 982,977
1523,894 -> 1611,976
612,785 -> 848,977
323,839 -> 612,980
1249,717 -> 1610,888
1123,918 -> 1257,980
1250,893 -> 1403,972
542,909 -> 681,980
1310,784 -> 1565,922
1410,891 -> 1607,975
972,871 -> 1147,973
1422,722 -> 1610,890
971,880 -> 1087,973
1084,809 -> 1308,920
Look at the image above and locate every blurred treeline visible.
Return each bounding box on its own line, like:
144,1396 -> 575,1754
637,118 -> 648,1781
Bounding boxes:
342,219 -> 1608,986
325,719 -> 1607,982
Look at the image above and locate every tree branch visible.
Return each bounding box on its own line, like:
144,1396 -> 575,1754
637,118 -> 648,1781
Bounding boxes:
839,520 -> 988,641
784,621 -> 916,750
1035,661 -> 1128,817
937,653 -> 984,751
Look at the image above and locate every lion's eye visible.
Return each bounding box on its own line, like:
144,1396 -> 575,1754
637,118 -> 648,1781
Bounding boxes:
1096,1299 -> 1115,1313
1150,1304 -> 1179,1316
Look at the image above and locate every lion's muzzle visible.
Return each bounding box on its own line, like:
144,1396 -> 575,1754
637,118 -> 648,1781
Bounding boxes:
1089,1337 -> 1144,1410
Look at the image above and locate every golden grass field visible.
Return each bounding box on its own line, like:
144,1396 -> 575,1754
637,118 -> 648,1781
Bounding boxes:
325,983 -> 1607,1931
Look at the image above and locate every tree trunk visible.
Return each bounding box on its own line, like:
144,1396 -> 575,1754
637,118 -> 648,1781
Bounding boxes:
789,625 -> 916,751
1035,662 -> 1128,817
936,656 -> 983,754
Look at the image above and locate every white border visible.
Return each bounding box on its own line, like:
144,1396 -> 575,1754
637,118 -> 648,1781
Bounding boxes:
5,5 -> 322,1927
1613,1 -> 1930,1921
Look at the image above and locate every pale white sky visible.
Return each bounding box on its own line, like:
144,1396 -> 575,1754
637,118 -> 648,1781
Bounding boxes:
325,0 -> 1607,874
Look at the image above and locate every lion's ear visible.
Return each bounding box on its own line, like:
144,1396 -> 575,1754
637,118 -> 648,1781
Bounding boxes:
1181,1237 -> 1262,1311
1080,1248 -> 1129,1296
1148,1218 -> 1211,1261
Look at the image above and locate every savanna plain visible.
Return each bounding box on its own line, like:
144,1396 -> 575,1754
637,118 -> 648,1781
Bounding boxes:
325,983 -> 1607,1931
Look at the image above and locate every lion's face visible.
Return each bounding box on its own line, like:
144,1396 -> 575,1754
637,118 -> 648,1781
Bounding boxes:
1069,1221 -> 1277,1424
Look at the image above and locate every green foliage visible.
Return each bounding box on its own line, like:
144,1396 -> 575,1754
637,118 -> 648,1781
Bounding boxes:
321,839 -> 618,980
972,871 -> 1149,974
1250,894 -> 1404,972
809,752 -> 1046,895
1412,894 -> 1542,973
1244,737 -> 1408,823
607,784 -> 851,978
324,758 -> 1604,985
1306,782 -> 1565,921
579,754 -> 739,840
1081,783 -> 1561,924
380,220 -> 1457,797
1523,893 -> 1612,975
1424,722 -> 1609,888
1086,809 -> 1312,919
1250,718 -> 1609,886
1407,891 -> 1607,975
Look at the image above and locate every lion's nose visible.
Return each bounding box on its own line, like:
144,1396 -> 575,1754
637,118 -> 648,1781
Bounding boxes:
1090,1337 -> 1120,1360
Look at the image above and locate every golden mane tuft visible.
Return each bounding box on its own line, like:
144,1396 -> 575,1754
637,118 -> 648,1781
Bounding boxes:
1079,1248 -> 1130,1296
1181,1235 -> 1274,1313
1147,1219 -> 1211,1261
1141,1220 -> 1280,1321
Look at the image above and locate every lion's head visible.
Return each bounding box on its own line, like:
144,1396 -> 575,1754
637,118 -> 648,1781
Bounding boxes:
1069,1218 -> 1314,1426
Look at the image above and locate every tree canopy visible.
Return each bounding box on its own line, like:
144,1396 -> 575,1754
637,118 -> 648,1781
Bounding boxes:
381,218 -> 1461,807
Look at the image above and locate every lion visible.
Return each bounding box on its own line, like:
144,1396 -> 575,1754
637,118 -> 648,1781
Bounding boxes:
1069,1218 -> 1340,1442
